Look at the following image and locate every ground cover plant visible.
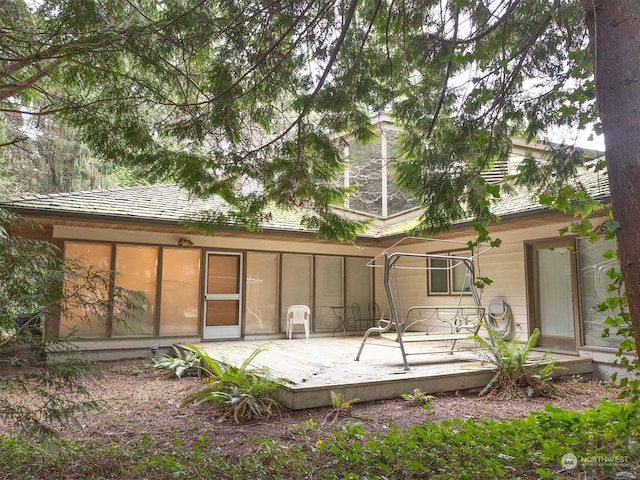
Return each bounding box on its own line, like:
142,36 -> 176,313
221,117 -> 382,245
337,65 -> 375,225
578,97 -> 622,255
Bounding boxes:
0,360 -> 636,479
151,345 -> 200,379
0,395 -> 637,479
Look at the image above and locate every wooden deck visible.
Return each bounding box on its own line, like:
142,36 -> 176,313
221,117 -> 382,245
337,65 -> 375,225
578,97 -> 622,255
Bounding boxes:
192,337 -> 594,410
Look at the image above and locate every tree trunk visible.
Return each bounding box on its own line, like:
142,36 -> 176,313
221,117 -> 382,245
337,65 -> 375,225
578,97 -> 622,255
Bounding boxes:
587,0 -> 640,352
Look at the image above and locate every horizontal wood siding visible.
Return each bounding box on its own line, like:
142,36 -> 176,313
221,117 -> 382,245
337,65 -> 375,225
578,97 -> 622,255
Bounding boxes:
393,258 -> 429,321
54,225 -> 381,258
475,239 -> 528,339
445,217 -> 608,341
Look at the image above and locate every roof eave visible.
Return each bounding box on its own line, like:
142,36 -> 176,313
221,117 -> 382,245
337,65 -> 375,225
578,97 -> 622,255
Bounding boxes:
5,205 -> 383,243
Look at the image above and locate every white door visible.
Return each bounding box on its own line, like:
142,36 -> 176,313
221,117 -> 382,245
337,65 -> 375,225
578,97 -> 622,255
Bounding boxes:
203,252 -> 242,339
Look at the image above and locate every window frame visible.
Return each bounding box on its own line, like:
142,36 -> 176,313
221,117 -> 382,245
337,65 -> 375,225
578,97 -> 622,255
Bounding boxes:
62,240 -> 202,339
426,249 -> 474,296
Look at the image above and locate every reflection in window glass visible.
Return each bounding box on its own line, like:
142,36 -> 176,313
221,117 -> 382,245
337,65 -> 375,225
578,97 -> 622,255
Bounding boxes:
207,255 -> 239,294
428,258 -> 448,293
315,256 -> 344,331
579,237 -> 621,348
60,242 -> 111,338
245,252 -> 278,333
538,248 -> 574,338
346,257 -> 372,320
160,248 -> 200,336
113,245 -> 158,336
281,254 -> 312,331
451,257 -> 472,293
206,300 -> 239,326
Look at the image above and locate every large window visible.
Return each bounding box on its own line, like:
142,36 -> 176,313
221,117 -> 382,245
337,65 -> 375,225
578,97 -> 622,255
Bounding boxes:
316,255 -> 373,333
113,245 -> 158,336
315,256 -> 344,330
280,254 -> 373,334
62,240 -> 375,340
160,248 -> 201,335
281,254 -> 313,332
343,129 -> 417,216
245,252 -> 279,333
62,241 -> 201,339
60,242 -> 111,337
578,236 -> 621,348
427,250 -> 472,295
345,257 -> 373,314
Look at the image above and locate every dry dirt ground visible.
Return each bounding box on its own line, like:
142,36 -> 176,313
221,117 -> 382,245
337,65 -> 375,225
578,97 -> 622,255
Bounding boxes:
35,359 -> 621,454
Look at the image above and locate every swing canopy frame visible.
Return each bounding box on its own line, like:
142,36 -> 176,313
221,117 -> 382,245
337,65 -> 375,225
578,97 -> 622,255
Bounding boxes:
355,237 -> 493,371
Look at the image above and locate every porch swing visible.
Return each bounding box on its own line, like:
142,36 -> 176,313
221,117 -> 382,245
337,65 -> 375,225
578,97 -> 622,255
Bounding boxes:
355,238 -> 493,371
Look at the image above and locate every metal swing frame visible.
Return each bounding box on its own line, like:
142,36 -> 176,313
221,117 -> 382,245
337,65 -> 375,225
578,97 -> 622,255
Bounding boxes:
355,239 -> 490,371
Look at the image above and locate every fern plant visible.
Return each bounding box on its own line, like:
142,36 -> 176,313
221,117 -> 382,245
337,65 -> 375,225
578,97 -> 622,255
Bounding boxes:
180,343 -> 286,423
151,345 -> 200,378
469,327 -> 559,399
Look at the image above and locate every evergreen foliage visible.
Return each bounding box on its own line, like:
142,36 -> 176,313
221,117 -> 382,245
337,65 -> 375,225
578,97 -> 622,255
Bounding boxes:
0,210 -> 141,436
0,1 -> 604,237
0,111 -> 156,195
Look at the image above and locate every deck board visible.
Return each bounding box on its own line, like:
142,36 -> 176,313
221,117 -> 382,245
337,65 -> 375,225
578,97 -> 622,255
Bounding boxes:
191,337 -> 593,409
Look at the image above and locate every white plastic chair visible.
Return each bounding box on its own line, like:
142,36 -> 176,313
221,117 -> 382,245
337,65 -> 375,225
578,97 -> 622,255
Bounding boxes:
286,305 -> 310,339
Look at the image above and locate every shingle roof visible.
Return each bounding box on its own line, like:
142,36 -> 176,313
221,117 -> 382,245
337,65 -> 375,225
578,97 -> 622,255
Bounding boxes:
6,184 -> 208,219
2,184 -> 317,234
491,168 -> 610,218
2,168 -> 610,239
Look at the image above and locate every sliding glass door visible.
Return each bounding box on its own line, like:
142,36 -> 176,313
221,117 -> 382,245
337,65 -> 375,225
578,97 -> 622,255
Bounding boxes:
526,238 -> 579,349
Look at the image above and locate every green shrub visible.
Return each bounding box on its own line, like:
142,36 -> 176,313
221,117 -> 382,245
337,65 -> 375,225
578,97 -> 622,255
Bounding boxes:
597,257 -> 640,400
469,327 -> 559,399
181,343 -> 286,423
318,399 -> 640,479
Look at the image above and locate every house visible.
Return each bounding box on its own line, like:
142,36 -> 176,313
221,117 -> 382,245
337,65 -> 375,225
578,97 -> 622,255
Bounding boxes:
0,137 -> 622,381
